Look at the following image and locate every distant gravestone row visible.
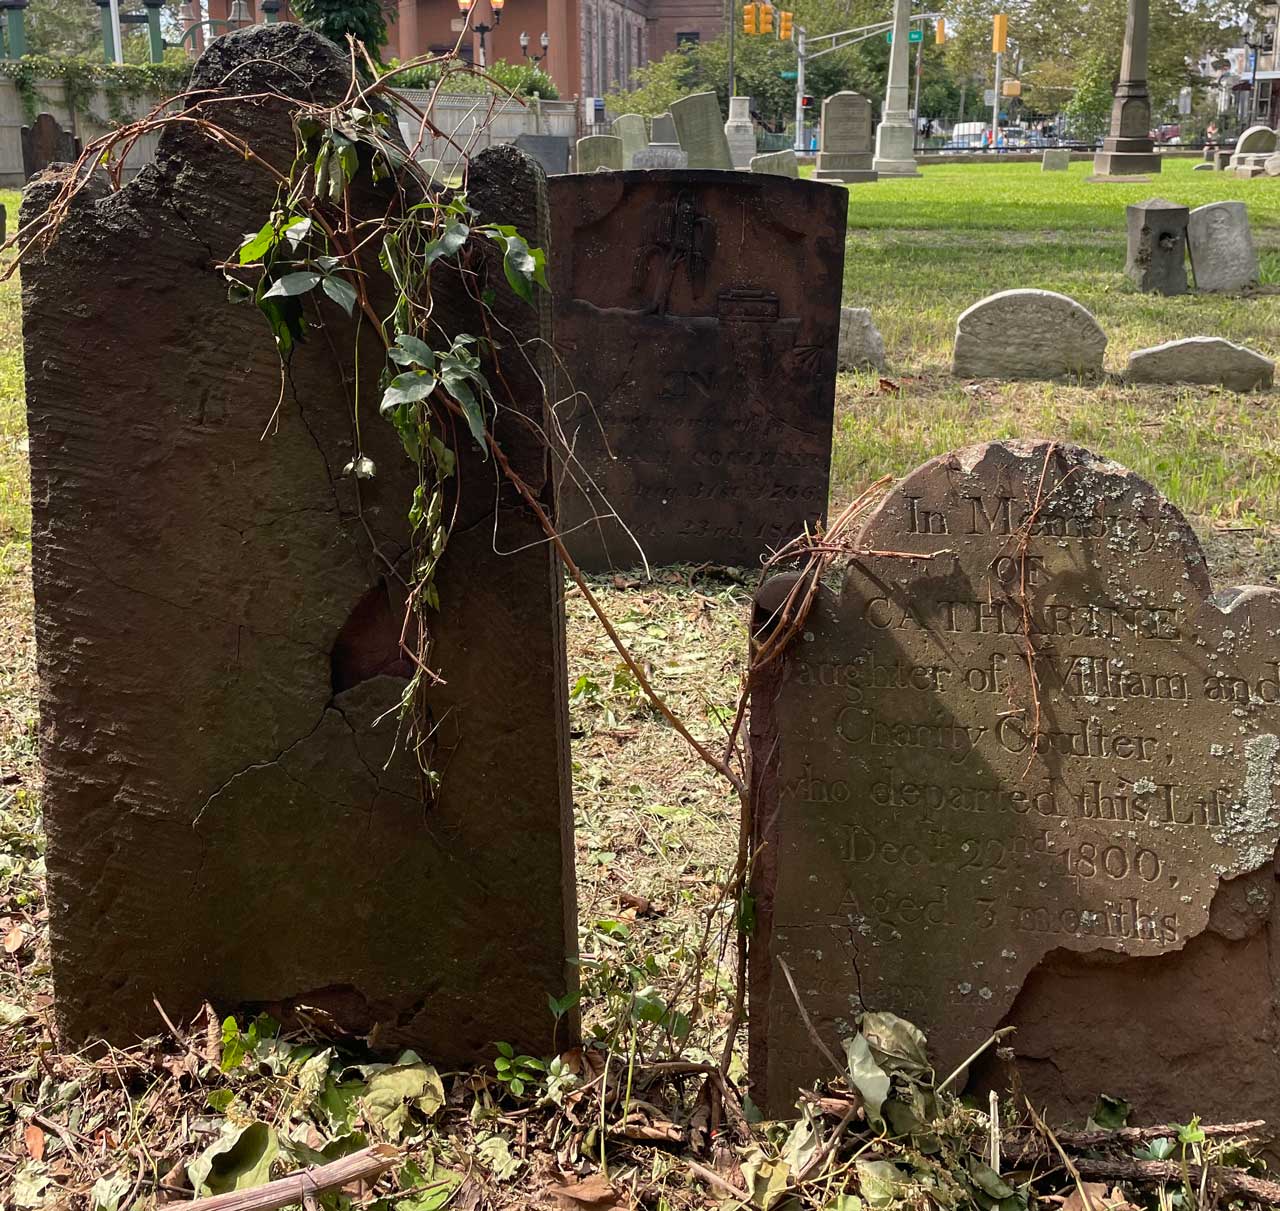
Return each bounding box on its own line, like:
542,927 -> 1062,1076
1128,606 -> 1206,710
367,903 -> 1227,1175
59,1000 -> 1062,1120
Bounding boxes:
749,438 -> 1280,1127
1228,124 -> 1278,178
951,288 -> 1274,390
1126,198 -> 1259,295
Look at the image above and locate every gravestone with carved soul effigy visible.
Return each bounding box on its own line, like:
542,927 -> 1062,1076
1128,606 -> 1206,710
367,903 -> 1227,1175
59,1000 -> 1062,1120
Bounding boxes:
21,24 -> 577,1054
1187,202 -> 1259,292
749,439 -> 1280,1124
548,170 -> 846,570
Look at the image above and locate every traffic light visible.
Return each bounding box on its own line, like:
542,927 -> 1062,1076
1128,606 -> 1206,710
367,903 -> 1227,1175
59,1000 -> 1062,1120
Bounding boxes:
800,94 -> 814,109
779,9 -> 793,39
935,17 -> 945,43
743,2 -> 757,34
760,4 -> 774,34
992,12 -> 1007,52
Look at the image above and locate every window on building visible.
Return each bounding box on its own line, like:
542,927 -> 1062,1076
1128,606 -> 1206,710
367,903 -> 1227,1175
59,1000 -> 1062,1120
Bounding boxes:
675,31 -> 700,47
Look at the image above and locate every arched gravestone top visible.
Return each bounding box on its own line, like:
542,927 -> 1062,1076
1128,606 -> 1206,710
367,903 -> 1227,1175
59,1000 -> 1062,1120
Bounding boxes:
21,23 -> 575,1054
953,289 -> 1106,380
1236,124 -> 1278,154
749,439 -> 1280,1115
575,134 -> 623,173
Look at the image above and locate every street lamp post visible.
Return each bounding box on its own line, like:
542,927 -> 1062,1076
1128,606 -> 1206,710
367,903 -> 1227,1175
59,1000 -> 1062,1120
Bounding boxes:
458,0 -> 503,67
519,29 -> 549,64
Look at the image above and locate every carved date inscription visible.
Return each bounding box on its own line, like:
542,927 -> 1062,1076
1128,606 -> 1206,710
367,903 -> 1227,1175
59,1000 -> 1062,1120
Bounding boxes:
748,440 -> 1280,1115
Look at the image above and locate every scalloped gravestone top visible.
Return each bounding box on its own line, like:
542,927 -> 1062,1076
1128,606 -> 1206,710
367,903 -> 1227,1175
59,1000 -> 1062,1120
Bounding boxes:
548,170 -> 846,569
749,439 -> 1280,1121
21,24 -> 576,1054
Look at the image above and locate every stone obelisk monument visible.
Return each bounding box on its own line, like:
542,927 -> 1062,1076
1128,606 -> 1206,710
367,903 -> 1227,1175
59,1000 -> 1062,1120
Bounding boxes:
872,0 -> 920,176
1093,0 -> 1161,176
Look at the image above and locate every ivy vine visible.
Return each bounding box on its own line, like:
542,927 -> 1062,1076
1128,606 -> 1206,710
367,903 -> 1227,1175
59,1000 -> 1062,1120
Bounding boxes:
0,55 -> 191,125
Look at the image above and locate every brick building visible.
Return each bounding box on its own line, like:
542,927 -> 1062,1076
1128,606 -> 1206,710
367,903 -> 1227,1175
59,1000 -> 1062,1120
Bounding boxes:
194,0 -> 722,100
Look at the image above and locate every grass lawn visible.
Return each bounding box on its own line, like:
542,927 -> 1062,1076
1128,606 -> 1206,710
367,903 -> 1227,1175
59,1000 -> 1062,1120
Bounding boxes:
826,159 -> 1280,579
2,161 -> 1280,1202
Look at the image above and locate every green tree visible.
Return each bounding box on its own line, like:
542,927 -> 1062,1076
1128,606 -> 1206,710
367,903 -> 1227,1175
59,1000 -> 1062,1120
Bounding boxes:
292,0 -> 388,60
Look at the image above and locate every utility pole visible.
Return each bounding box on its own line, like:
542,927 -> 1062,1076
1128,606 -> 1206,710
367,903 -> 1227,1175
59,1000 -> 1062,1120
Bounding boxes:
794,25 -> 806,151
728,0 -> 736,98
991,13 -> 1006,146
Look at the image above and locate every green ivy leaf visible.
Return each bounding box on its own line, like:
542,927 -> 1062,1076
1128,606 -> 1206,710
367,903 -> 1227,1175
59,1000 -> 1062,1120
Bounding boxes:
390,334 -> 436,369
423,219 -> 470,266
187,1123 -> 278,1197
381,371 -> 438,413
263,272 -> 322,299
238,221 -> 277,265
321,275 -> 357,316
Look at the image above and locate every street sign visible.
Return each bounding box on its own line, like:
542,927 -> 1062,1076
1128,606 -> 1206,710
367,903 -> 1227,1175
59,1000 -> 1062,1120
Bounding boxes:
780,69 -> 798,79
983,88 -> 995,105
885,28 -> 924,42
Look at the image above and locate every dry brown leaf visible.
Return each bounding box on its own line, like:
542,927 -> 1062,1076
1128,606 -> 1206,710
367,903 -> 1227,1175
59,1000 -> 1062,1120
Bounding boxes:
24,1122 -> 46,1161
4,924 -> 25,953
1051,1181 -> 1137,1211
548,1173 -> 624,1208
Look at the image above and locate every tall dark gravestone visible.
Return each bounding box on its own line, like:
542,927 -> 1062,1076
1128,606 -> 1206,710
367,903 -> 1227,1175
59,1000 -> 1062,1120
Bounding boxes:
22,25 -> 576,1056
749,440 -> 1280,1121
21,112 -> 80,181
548,171 -> 846,570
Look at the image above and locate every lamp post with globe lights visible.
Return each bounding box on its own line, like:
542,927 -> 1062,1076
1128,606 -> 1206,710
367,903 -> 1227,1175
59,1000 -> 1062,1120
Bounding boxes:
519,29 -> 549,65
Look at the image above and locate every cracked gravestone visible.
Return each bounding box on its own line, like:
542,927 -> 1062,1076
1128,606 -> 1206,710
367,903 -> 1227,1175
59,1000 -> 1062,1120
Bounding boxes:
749,439 -> 1280,1119
548,170 -> 846,570
21,24 -> 576,1056
1125,198 -> 1189,295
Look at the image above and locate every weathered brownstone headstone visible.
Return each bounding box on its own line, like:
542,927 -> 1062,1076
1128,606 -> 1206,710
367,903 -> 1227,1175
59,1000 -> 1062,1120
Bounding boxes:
548,171 -> 846,570
749,439 -> 1280,1119
21,112 -> 80,181
23,25 -> 576,1056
